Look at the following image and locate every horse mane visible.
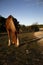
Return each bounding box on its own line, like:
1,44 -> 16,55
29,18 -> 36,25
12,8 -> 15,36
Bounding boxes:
0,16 -> 6,32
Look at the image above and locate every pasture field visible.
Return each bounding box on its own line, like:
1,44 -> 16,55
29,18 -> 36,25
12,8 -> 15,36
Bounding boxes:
0,32 -> 43,65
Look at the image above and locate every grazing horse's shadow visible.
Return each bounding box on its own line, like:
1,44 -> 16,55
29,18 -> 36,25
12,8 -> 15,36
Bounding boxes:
5,15 -> 19,47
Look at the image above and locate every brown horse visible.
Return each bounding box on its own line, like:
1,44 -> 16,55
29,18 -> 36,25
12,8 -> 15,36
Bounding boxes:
5,15 -> 19,47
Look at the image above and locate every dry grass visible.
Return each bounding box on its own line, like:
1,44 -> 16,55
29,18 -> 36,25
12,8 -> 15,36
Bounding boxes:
0,32 -> 43,65
34,31 -> 43,50
34,31 -> 43,37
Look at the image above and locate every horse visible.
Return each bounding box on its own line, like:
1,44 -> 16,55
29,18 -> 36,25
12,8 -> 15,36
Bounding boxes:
5,15 -> 19,47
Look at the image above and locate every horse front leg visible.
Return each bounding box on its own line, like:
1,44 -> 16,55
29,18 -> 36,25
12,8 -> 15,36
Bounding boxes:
7,30 -> 11,46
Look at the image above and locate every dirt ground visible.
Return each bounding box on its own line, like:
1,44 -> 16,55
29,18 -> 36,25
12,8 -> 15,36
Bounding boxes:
34,31 -> 43,45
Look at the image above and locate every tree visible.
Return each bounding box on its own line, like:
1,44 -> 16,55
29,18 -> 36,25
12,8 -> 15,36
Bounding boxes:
30,23 -> 39,32
0,15 -> 6,32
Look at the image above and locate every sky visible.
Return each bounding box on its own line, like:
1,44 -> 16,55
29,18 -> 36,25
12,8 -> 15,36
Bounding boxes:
0,0 -> 43,25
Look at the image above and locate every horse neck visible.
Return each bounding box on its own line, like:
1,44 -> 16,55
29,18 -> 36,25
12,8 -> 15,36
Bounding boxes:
9,18 -> 16,32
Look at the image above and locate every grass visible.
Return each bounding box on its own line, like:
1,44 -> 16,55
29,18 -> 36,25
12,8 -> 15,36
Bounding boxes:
0,32 -> 43,65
